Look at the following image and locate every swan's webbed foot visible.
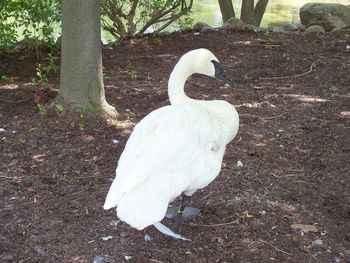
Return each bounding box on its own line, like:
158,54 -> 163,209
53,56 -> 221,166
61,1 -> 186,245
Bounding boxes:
165,194 -> 200,222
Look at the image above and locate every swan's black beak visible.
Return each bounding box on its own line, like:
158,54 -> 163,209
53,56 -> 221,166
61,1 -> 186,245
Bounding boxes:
211,60 -> 234,86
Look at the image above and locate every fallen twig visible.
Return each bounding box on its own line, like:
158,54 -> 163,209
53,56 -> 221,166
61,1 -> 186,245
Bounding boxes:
239,113 -> 260,118
259,239 -> 292,255
149,259 -> 165,263
190,218 -> 239,227
261,62 -> 316,80
262,112 -> 287,121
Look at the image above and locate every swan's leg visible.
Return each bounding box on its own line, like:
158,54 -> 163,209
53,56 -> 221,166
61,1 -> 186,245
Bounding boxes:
165,194 -> 200,222
177,194 -> 192,215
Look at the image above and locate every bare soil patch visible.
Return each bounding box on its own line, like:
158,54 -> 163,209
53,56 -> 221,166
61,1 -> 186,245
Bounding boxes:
1,29 -> 350,262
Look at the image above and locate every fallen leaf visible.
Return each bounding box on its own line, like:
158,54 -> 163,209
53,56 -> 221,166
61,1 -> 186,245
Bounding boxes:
240,210 -> 253,219
290,224 -> 319,233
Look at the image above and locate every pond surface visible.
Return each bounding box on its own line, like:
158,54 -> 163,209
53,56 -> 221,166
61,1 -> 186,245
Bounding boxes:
192,0 -> 350,27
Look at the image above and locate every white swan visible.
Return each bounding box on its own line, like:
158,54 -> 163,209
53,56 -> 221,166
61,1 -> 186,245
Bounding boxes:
104,48 -> 239,240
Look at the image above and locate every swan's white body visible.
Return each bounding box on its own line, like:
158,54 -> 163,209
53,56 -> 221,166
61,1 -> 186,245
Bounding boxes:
104,49 -> 239,232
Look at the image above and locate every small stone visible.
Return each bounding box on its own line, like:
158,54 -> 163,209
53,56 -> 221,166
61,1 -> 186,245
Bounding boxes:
245,24 -> 267,33
331,27 -> 342,32
92,255 -> 114,263
346,44 -> 350,50
236,160 -> 243,167
0,128 -> 5,133
119,231 -> 127,238
1,254 -> 14,261
304,25 -> 325,35
33,245 -> 46,256
144,234 -> 152,241
109,220 -> 119,227
124,256 -> 132,261
270,26 -> 284,33
157,31 -> 170,36
251,218 -> 264,230
312,239 -> 323,246
101,235 -> 113,241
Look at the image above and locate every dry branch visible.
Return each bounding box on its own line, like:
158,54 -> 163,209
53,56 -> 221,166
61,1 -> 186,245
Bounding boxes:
260,63 -> 316,80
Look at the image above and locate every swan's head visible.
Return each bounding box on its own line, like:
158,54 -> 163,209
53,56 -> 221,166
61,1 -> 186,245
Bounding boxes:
182,48 -> 232,85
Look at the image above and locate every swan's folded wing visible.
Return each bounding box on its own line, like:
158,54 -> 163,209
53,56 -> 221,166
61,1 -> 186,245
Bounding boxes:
103,104 -> 223,209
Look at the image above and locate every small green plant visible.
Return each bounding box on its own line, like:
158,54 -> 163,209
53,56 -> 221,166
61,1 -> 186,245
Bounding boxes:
329,85 -> 337,93
130,70 -> 138,80
241,73 -> 251,81
125,108 -> 135,120
78,123 -> 85,130
37,104 -> 47,117
103,73 -> 111,81
263,30 -> 271,36
110,118 -> 120,128
34,53 -> 57,83
36,67 -> 48,83
76,106 -> 86,118
89,104 -> 101,116
54,103 -> 64,113
0,75 -> 8,81
282,52 -> 290,60
44,53 -> 58,73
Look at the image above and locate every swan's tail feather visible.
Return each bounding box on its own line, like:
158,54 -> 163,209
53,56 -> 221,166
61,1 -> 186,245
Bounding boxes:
153,222 -> 191,241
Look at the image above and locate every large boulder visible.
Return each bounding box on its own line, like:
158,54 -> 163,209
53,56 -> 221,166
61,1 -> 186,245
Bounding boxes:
300,3 -> 350,31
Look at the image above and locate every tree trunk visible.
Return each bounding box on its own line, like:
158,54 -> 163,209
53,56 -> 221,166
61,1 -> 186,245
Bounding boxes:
60,0 -> 118,119
240,0 -> 269,26
254,0 -> 269,27
240,0 -> 256,25
218,0 -> 235,23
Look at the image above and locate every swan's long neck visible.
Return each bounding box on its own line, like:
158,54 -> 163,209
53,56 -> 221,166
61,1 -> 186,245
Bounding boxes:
168,58 -> 193,105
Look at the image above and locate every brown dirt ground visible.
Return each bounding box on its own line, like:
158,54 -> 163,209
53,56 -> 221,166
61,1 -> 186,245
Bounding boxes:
0,29 -> 350,263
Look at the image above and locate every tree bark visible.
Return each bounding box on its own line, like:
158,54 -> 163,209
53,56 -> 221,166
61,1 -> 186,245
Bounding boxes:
60,0 -> 118,118
240,0 -> 269,26
240,0 -> 256,25
254,0 -> 269,26
218,0 -> 235,23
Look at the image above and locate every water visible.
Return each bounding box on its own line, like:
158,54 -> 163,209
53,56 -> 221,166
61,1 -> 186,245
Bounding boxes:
11,0 -> 350,44
191,0 -> 350,28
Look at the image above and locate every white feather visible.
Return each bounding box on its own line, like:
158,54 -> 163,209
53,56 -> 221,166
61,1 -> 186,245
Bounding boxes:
153,222 -> 191,241
104,48 -> 239,236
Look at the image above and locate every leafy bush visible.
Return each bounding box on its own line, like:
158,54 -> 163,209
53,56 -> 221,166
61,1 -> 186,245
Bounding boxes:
101,0 -> 193,42
0,0 -> 193,51
0,0 -> 61,51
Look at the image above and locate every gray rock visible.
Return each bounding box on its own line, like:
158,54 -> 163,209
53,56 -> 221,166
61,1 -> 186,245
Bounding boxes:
311,239 -> 323,247
245,24 -> 267,33
201,27 -> 217,33
11,38 -> 36,52
92,255 -> 114,263
193,22 -> 211,31
304,25 -> 326,34
157,31 -> 170,36
1,254 -> 14,262
331,27 -> 342,32
223,17 -> 245,30
300,3 -> 350,31
270,26 -> 285,33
